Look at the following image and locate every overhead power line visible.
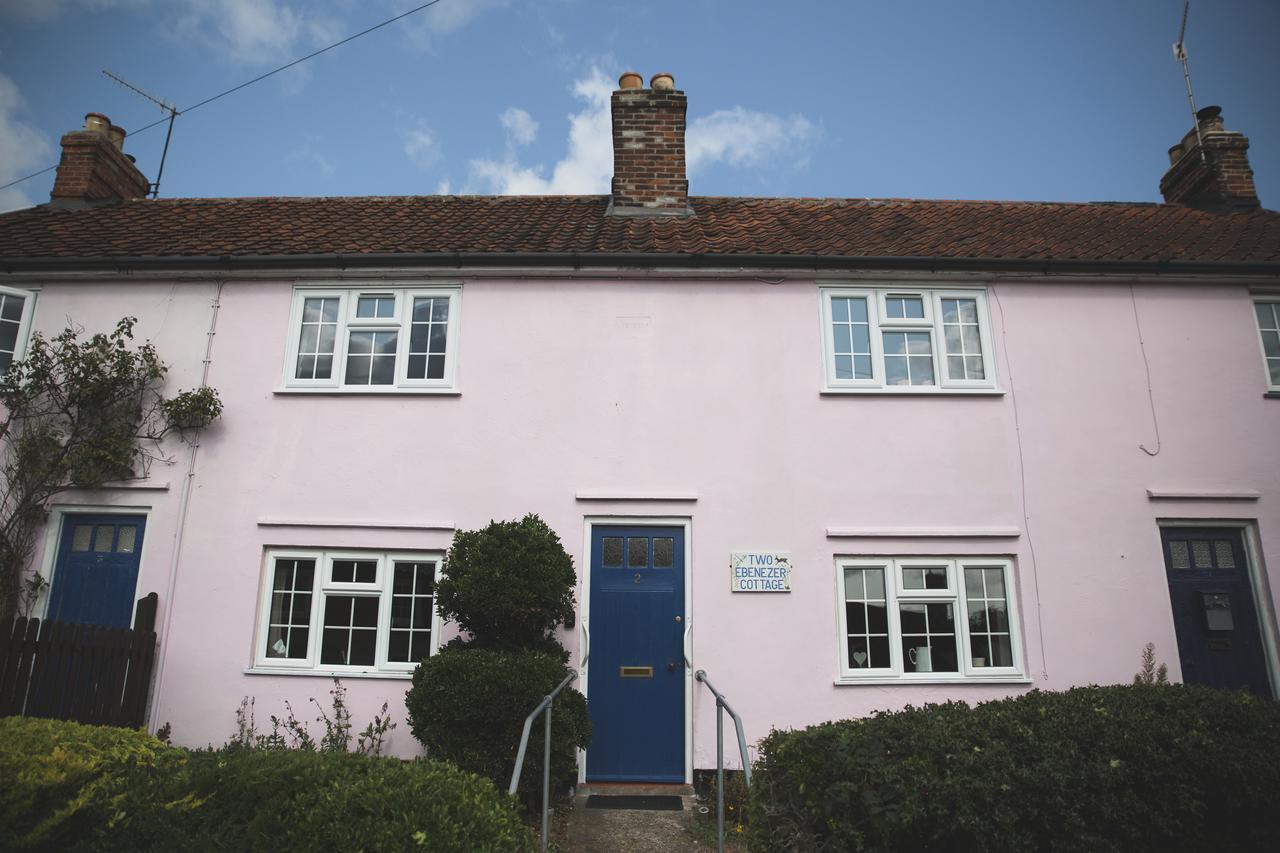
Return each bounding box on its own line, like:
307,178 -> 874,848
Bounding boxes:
0,0 -> 447,195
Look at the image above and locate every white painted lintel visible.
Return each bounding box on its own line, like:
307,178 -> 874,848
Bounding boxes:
1145,489 -> 1260,501
256,519 -> 455,532
575,491 -> 698,502
826,526 -> 1022,539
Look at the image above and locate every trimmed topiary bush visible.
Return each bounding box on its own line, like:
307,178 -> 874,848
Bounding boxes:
746,684 -> 1280,853
0,716 -> 536,852
435,514 -> 576,651
408,514 -> 588,802
406,647 -> 589,793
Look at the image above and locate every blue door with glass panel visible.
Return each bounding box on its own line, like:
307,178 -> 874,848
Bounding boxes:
587,526 -> 685,782
1162,528 -> 1271,698
47,514 -> 146,628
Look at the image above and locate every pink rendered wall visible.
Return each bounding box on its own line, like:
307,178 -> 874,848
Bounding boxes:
24,274 -> 1280,768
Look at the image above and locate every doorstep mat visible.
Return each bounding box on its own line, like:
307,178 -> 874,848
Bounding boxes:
584,795 -> 684,811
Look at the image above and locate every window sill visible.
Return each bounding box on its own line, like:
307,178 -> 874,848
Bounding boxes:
834,675 -> 1032,686
1265,391 -> 1280,399
820,388 -> 1005,397
245,667 -> 414,680
273,387 -> 460,396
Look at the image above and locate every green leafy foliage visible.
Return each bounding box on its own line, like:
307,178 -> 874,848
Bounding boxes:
0,318 -> 221,618
0,716 -> 535,852
435,514 -> 576,650
405,647 -> 589,793
1134,642 -> 1171,685
746,684 -> 1280,853
0,716 -> 186,851
226,678 -> 395,755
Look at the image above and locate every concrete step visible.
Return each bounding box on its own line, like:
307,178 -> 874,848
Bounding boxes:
576,782 -> 696,799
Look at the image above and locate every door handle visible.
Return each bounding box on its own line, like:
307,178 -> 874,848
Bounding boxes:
667,661 -> 676,673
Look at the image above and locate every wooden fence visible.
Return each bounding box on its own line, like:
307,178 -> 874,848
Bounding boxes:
0,592 -> 158,728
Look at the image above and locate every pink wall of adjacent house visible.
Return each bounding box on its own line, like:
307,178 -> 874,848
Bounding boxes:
26,273 -> 1280,765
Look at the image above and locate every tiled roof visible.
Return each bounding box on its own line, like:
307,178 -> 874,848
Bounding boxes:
1,195 -> 1279,267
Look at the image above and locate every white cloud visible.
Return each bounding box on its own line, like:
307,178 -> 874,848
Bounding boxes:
0,73 -> 55,212
402,121 -> 441,170
468,68 -> 817,196
169,0 -> 342,66
467,68 -> 613,195
687,108 -> 817,174
285,138 -> 336,176
500,107 -> 537,146
435,178 -> 452,195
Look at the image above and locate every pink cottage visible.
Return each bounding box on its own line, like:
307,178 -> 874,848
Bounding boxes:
1,75 -> 1278,785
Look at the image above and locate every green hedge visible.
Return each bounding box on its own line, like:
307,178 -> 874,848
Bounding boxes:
746,685 -> 1280,853
405,647 -> 590,794
0,717 -> 535,852
0,716 -> 185,851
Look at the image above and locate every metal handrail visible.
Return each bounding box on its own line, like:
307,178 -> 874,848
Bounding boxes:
694,669 -> 751,853
508,628 -> 589,853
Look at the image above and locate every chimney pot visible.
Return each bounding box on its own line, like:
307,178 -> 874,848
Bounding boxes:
618,71 -> 643,90
649,72 -> 675,91
84,112 -> 111,134
108,124 -> 126,150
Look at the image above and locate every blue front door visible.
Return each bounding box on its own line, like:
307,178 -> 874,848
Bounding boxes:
1162,527 -> 1271,698
586,525 -> 686,782
47,514 -> 146,628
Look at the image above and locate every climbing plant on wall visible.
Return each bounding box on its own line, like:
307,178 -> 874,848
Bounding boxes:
0,317 -> 222,620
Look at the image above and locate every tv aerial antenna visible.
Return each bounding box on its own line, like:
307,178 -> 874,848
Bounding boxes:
102,69 -> 179,198
1172,0 -> 1207,163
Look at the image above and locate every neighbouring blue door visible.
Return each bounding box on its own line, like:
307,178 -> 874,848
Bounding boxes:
586,525 -> 686,782
1162,527 -> 1271,698
46,514 -> 146,628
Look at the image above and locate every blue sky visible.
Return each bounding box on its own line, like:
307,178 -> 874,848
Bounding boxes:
1,0 -> 1277,212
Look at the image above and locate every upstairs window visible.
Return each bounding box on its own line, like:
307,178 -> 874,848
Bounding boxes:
821,287 -> 996,392
282,286 -> 460,392
0,286 -> 36,376
1256,300 -> 1280,391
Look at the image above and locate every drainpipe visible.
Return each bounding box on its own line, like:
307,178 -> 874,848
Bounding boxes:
148,278 -> 224,730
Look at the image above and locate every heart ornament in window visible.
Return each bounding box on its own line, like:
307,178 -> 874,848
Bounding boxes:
852,650 -> 868,666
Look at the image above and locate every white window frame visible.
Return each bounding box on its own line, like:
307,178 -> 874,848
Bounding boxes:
820,285 -> 998,393
0,284 -> 38,376
834,555 -> 1026,684
280,284 -> 461,393
1254,298 -> 1280,393
252,548 -> 442,677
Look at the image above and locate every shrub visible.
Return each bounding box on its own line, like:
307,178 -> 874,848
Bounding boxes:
0,716 -> 186,851
435,514 -> 576,650
0,717 -> 535,852
746,684 -> 1280,853
405,647 -> 590,793
124,749 -> 536,853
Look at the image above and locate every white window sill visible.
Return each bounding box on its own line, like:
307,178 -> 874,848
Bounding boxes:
821,387 -> 1005,397
834,674 -> 1032,686
273,387 -> 461,396
245,667 -> 414,680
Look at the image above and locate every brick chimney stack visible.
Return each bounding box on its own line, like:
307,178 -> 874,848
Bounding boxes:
608,72 -> 691,217
1160,106 -> 1260,211
50,112 -> 150,208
